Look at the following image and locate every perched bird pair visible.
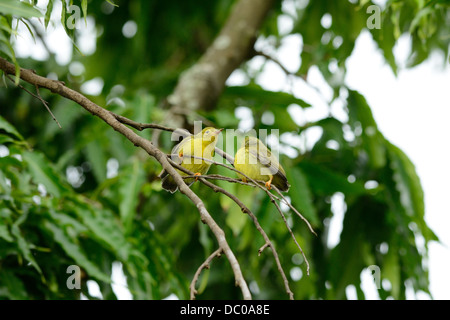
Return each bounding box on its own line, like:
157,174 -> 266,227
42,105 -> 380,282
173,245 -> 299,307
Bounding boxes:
160,127 -> 290,193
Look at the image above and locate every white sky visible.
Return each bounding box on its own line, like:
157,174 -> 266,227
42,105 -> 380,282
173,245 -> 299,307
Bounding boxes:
345,31 -> 450,300
11,1 -> 450,300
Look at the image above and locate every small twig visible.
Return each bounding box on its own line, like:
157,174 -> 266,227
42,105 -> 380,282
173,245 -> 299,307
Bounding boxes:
258,243 -> 270,256
35,84 -> 61,128
110,111 -> 179,133
254,49 -> 295,76
190,248 -> 223,300
214,147 -> 235,165
253,49 -> 331,106
6,75 -> 61,128
264,188 -> 311,276
271,186 -> 317,236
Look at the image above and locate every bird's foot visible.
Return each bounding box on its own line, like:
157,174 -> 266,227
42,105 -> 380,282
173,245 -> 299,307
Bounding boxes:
194,172 -> 201,181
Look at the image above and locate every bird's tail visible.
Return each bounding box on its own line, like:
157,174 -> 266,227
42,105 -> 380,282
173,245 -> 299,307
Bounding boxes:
274,174 -> 290,192
161,173 -> 179,193
159,169 -> 178,193
278,179 -> 290,192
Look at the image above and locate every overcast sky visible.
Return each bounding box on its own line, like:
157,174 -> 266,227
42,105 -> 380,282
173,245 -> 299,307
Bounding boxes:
345,31 -> 450,300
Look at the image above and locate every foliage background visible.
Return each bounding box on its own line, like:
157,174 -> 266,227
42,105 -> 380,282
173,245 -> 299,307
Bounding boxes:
0,0 -> 448,299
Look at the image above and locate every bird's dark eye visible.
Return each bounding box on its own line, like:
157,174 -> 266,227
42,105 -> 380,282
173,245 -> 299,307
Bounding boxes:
205,130 -> 210,134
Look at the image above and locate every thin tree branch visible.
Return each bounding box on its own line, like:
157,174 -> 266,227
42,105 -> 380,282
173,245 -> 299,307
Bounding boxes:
253,49 -> 296,76
34,84 -> 62,129
271,185 -> 317,236
263,187 -> 311,276
190,248 -> 223,300
5,74 -> 61,128
0,57 -> 251,300
110,111 -> 179,133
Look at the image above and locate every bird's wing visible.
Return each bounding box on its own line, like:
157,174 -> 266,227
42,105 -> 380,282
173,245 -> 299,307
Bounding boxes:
159,135 -> 193,179
248,145 -> 287,180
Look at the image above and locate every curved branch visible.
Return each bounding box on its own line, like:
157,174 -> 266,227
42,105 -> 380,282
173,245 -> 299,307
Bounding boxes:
190,248 -> 223,300
5,74 -> 61,128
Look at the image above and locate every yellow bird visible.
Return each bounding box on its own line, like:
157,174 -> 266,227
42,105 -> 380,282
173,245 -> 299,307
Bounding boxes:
234,136 -> 290,191
160,127 -> 223,193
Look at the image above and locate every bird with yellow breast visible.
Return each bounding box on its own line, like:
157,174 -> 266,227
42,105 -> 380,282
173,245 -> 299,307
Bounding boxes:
160,127 -> 223,193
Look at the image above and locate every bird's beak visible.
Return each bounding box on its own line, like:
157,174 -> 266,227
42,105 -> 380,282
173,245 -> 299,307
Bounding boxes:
215,128 -> 224,135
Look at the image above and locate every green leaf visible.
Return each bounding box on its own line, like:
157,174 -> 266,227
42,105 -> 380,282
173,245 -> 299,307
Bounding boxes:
44,220 -> 111,283
0,224 -> 13,242
212,165 -> 251,235
225,185 -> 250,236
210,109 -> 239,128
0,15 -> 14,34
0,24 -> 20,82
130,93 -> 155,140
85,139 -> 107,183
0,115 -> 24,141
347,89 -> 386,168
0,169 -> 11,194
0,270 -> 28,299
383,248 -> 401,299
198,220 -> 213,256
22,151 -> 67,197
299,161 -> 366,196
60,0 -> 67,28
0,153 -> 24,174
386,141 -> 437,242
74,204 -> 134,261
119,158 -> 145,233
19,18 -> 36,44
105,0 -> 118,7
81,0 -> 88,25
0,133 -> 15,144
11,210 -> 43,274
409,6 -> 434,35
59,0 -> 79,52
0,0 -> 43,18
387,142 -> 423,217
45,0 -> 53,29
49,209 -> 88,235
224,85 -> 311,108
